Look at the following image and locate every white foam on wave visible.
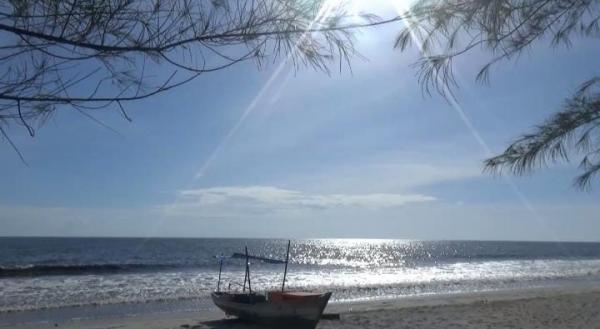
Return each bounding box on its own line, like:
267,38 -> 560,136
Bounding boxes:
2,258 -> 600,313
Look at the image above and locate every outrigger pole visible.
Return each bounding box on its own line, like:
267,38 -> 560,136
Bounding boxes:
281,240 -> 291,292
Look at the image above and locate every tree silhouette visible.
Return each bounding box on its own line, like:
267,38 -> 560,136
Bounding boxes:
0,0 -> 398,162
395,0 -> 600,189
3,0 -> 598,189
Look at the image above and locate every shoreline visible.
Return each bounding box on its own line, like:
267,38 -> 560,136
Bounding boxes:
3,282 -> 600,329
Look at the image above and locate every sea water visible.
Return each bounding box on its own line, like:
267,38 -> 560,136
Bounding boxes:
2,238 -> 600,322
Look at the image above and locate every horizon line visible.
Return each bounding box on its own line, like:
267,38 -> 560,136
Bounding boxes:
1,235 -> 599,244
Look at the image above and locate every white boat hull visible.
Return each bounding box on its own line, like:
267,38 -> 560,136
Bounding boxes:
211,291 -> 332,328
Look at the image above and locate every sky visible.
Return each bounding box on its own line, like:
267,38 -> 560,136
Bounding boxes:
1,1 -> 600,241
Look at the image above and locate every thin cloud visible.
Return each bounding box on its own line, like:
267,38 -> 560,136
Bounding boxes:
168,186 -> 436,215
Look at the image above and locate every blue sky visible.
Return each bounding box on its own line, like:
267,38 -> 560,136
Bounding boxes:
1,1 -> 600,240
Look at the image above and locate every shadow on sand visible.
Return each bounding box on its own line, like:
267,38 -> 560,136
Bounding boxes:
188,314 -> 340,329
188,318 -> 266,329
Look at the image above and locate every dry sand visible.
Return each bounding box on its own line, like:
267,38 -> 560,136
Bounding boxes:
320,291 -> 600,329
7,288 -> 600,329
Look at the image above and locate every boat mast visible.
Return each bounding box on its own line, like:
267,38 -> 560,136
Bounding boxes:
281,240 -> 291,292
242,257 -> 248,292
245,246 -> 252,294
217,256 -> 223,292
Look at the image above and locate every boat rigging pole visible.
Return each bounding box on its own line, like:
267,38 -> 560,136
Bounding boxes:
242,259 -> 247,292
245,246 -> 252,294
217,256 -> 223,292
281,240 -> 291,292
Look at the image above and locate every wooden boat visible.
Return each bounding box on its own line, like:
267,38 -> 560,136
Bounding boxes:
211,291 -> 332,328
211,241 -> 332,329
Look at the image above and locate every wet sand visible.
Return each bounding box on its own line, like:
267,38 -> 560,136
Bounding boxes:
5,287 -> 600,329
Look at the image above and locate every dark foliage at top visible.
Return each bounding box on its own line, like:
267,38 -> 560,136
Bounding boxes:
395,0 -> 600,188
0,0 -> 392,161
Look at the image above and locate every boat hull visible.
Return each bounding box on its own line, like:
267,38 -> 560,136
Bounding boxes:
211,291 -> 332,329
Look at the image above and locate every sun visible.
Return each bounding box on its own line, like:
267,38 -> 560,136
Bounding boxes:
323,0 -> 414,18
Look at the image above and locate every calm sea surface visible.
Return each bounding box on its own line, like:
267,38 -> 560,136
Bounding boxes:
2,238 -> 600,315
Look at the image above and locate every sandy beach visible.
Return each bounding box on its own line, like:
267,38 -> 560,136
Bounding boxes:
320,290 -> 600,329
6,286 -> 600,329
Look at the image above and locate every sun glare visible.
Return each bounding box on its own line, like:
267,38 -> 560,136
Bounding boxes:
325,0 -> 414,17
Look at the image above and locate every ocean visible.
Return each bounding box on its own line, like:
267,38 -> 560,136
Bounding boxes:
2,238 -> 600,324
